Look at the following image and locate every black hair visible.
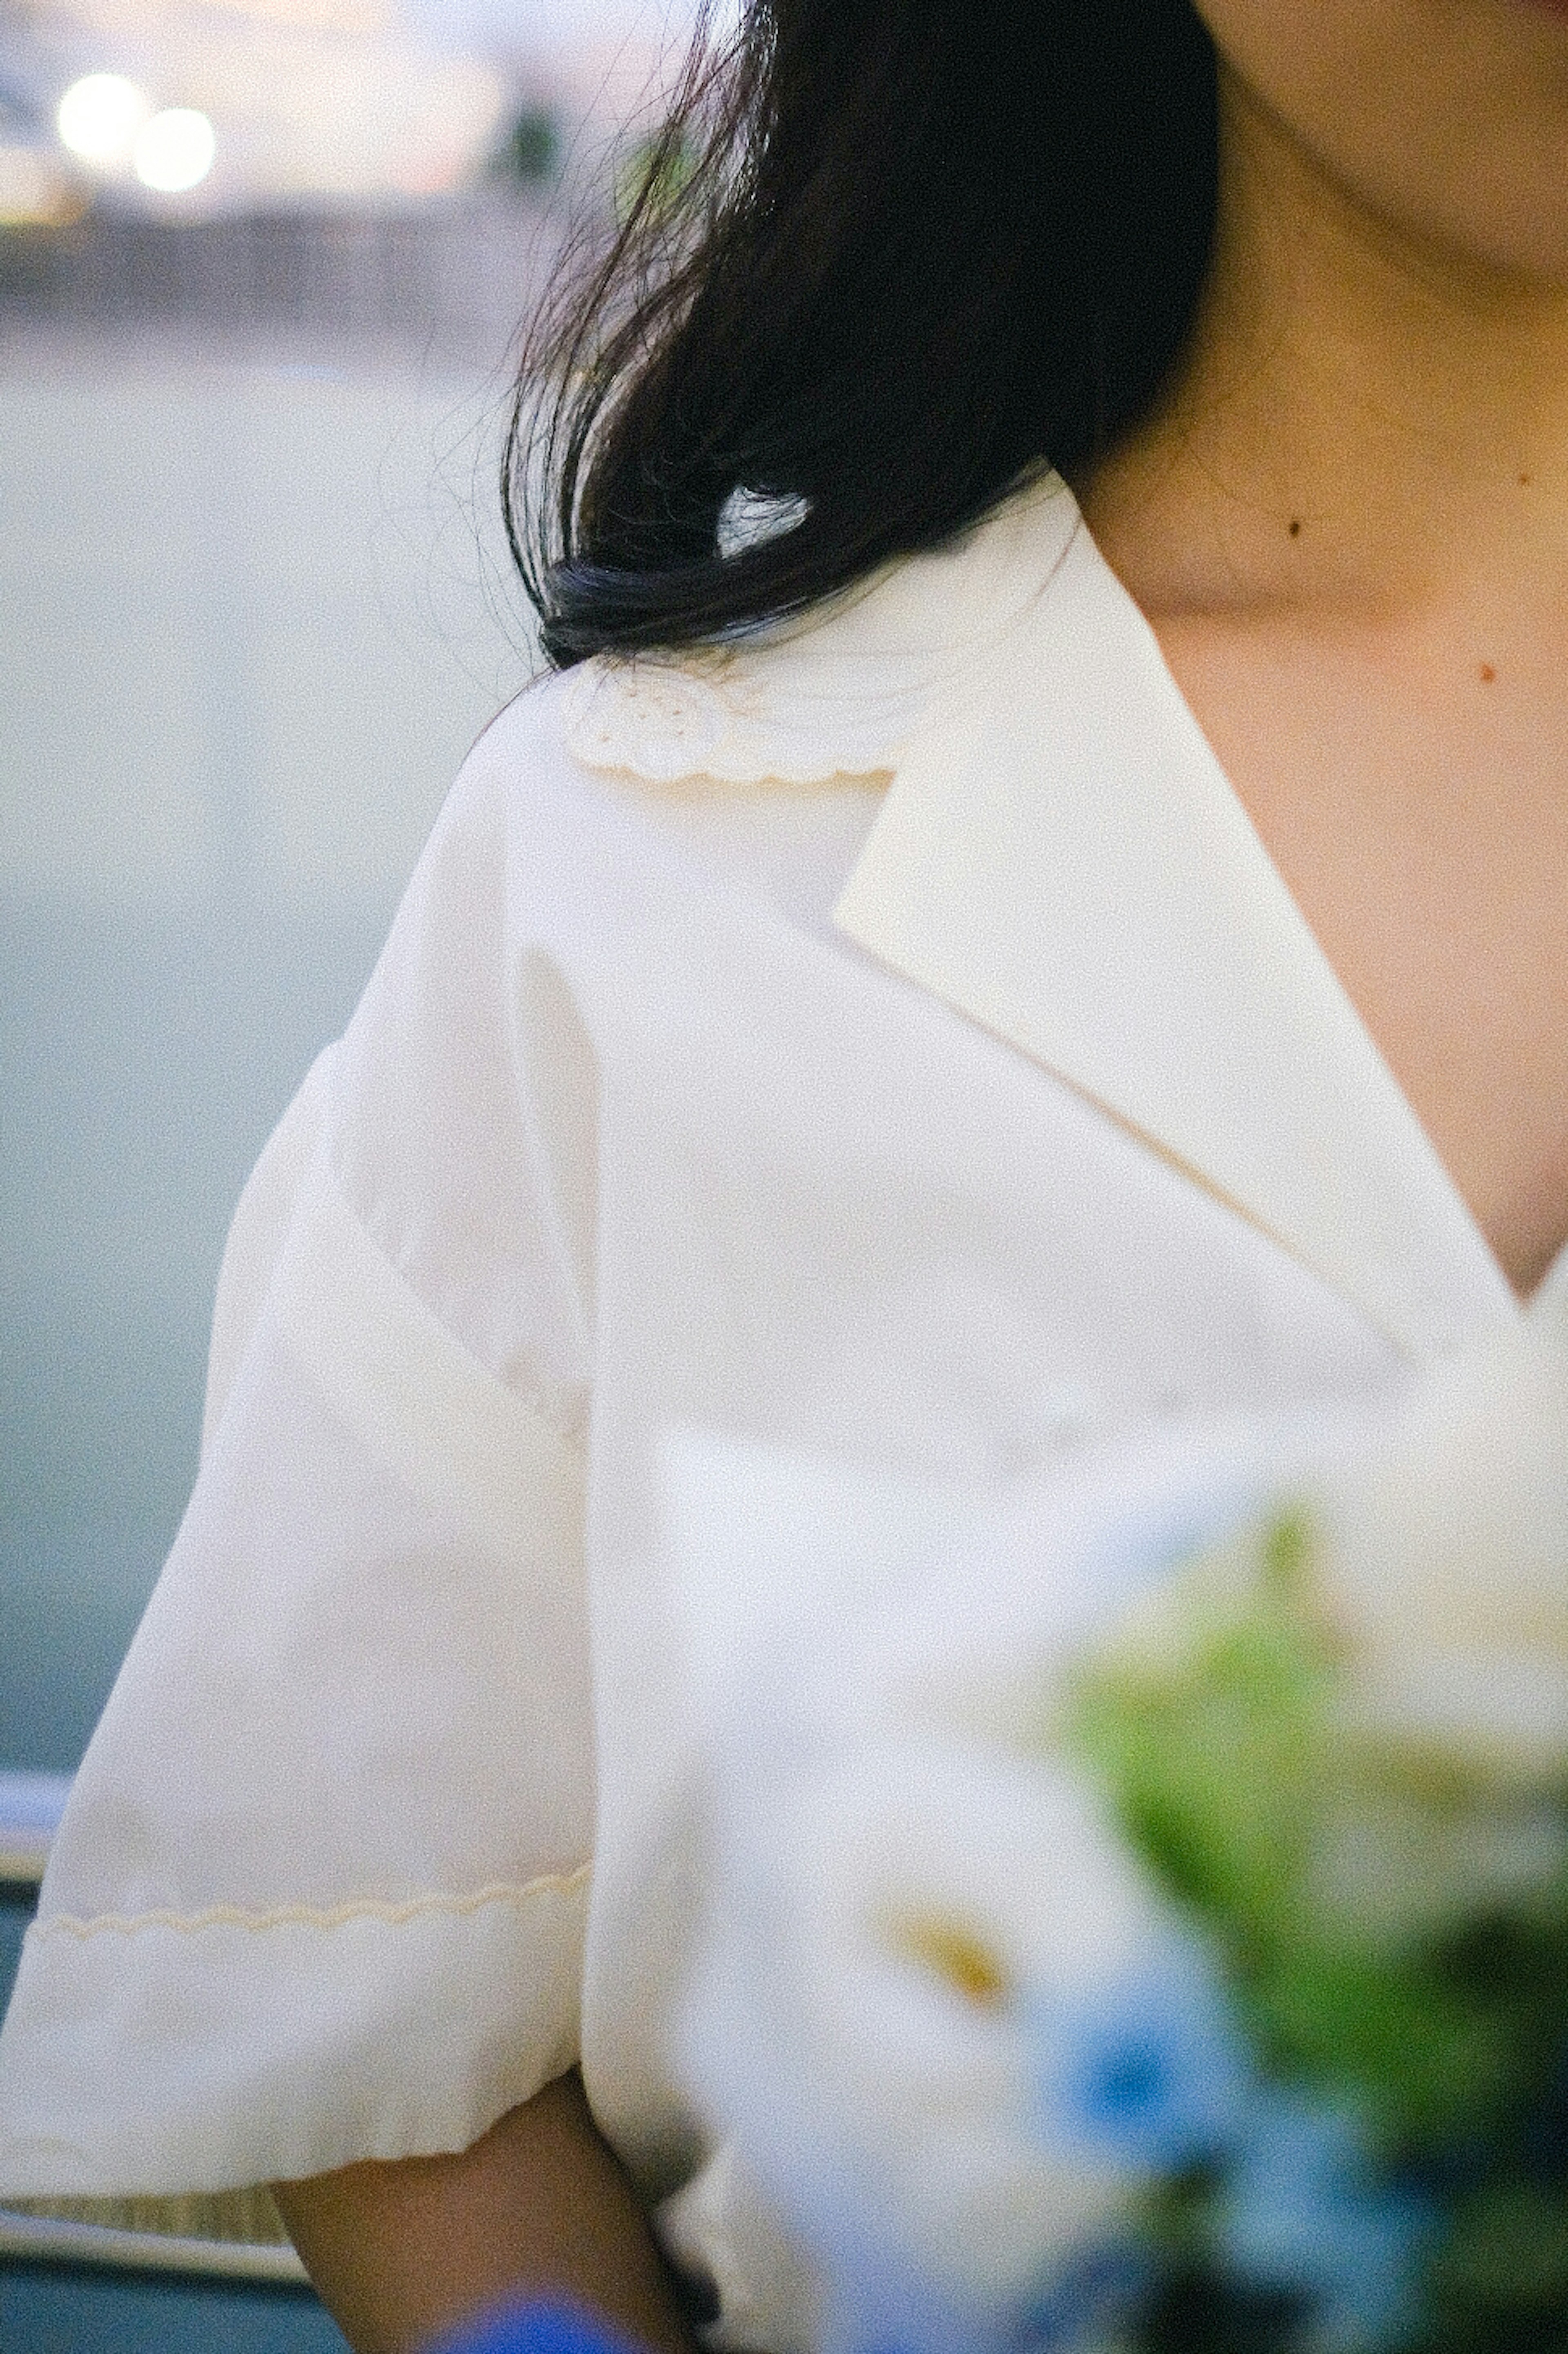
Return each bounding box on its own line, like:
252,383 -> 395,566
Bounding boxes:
508,0 -> 1218,669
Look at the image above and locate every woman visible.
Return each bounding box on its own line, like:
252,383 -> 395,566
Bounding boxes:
3,1 -> 1567,2347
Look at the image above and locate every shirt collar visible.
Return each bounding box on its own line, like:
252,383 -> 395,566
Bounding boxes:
560,472 -> 1080,787
834,489 -> 1519,1359
563,474 -> 1525,1358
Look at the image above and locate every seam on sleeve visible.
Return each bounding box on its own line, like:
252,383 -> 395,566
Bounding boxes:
310,1141 -> 589,1459
267,1148 -> 586,1563
28,1862 -> 592,1944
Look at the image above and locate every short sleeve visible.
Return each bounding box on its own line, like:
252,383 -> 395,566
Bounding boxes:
0,717 -> 598,2197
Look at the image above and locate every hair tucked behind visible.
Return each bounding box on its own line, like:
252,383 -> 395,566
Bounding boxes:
508,0 -> 1218,668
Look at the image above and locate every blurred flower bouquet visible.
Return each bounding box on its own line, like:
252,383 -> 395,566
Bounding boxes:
669,1324 -> 1568,2354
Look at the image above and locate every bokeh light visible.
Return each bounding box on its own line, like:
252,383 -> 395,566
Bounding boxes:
131,108 -> 216,194
56,74 -> 151,169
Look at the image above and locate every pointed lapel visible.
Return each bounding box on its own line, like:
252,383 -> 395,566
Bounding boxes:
835,508 -> 1517,1359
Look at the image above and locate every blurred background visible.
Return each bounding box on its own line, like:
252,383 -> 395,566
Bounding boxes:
0,4 -> 704,2341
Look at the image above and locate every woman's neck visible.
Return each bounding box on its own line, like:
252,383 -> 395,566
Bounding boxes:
1082,66 -> 1568,630
1077,66 -> 1568,1300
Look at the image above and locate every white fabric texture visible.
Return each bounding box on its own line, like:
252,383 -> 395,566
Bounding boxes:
0,470 -> 1552,2344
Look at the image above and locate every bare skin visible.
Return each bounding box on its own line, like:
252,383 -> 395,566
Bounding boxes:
277,4 -> 1568,2343
272,2072 -> 697,2354
1080,0 -> 1568,1294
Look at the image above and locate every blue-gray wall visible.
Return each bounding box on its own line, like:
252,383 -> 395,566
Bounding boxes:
0,351 -> 535,1770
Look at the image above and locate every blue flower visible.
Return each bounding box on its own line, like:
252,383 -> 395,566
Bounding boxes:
1026,1946 -> 1252,2172
1012,2242 -> 1150,2352
1215,2095 -> 1433,2352
821,2238 -> 1146,2354
428,2300 -> 645,2354
818,2249 -> 1017,2354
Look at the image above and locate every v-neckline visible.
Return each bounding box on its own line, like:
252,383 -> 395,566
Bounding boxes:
835,489 -> 1540,1358
1115,542 -> 1568,1326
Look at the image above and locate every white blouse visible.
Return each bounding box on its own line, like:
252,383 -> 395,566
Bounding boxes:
0,470 -> 1552,2347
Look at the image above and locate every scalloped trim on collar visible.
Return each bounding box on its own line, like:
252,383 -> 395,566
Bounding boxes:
561,471 -> 1082,788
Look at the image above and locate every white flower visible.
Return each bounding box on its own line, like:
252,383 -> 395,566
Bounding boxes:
684,1739 -> 1170,2316
1316,1325 -> 1568,1775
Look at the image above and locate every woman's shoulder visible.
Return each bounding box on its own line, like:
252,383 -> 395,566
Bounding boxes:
474,469 -> 1082,804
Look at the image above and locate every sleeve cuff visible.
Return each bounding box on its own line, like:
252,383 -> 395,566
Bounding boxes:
0,1864 -> 589,2196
